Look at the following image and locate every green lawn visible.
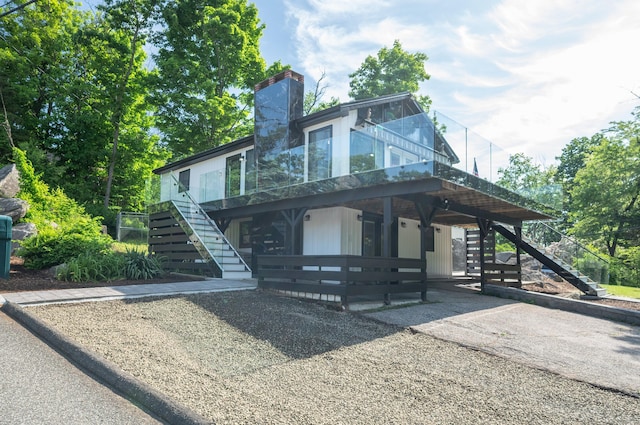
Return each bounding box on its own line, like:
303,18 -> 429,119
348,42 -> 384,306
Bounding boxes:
601,284 -> 640,299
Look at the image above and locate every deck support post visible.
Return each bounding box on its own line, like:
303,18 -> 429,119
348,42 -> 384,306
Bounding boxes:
514,226 -> 523,287
477,218 -> 492,292
383,197 -> 393,305
280,208 -> 308,255
414,196 -> 439,302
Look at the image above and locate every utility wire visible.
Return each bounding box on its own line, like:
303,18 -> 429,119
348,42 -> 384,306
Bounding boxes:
0,1 -> 17,9
0,0 -> 37,19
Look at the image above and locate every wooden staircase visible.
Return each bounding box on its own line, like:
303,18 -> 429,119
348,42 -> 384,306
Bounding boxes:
169,198 -> 252,280
492,224 -> 606,297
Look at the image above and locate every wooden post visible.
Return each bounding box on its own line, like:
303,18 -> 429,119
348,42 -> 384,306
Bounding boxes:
414,196 -> 438,303
477,218 -> 491,292
383,197 -> 393,305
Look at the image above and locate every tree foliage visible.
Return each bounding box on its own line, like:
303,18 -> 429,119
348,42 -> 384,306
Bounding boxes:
348,40 -> 432,112
1,0 -> 166,222
496,153 -> 560,209
303,71 -> 340,115
0,0 -> 85,160
569,108 -> 640,256
151,0 -> 268,157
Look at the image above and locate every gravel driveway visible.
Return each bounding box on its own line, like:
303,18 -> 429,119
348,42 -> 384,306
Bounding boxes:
31,291 -> 639,424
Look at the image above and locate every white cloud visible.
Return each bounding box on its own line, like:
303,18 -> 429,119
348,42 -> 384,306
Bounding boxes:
283,0 -> 640,165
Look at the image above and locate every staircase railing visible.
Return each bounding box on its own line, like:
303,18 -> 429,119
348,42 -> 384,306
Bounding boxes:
168,172 -> 250,273
522,221 -> 609,284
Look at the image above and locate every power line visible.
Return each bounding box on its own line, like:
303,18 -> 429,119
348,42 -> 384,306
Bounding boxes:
0,1 -> 18,9
0,0 -> 37,19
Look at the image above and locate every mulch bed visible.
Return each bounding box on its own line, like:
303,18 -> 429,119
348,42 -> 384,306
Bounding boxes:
0,256 -> 204,293
522,278 -> 640,312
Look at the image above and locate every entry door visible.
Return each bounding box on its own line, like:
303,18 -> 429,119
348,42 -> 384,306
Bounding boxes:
362,215 -> 382,257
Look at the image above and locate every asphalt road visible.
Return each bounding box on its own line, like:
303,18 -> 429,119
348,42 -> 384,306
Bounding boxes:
366,282 -> 640,396
0,310 -> 163,425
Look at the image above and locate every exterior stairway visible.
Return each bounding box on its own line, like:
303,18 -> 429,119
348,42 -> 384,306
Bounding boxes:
492,224 -> 607,297
169,198 -> 252,280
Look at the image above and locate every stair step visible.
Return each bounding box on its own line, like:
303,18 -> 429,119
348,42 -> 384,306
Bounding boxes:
222,270 -> 252,280
210,251 -> 239,258
221,263 -> 248,271
172,199 -> 251,275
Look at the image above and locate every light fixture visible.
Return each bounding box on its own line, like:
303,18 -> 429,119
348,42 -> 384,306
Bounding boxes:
400,221 -> 407,228
304,214 -> 311,221
356,214 -> 363,221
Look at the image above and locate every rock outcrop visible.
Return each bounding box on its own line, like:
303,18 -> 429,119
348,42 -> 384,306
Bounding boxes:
0,163 -> 36,252
0,164 -> 20,198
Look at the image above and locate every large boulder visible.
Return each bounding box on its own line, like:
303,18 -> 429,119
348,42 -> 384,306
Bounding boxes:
0,164 -> 20,198
11,222 -> 37,254
0,198 -> 28,222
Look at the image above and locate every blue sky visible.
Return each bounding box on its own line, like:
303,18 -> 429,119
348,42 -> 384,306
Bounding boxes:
252,0 -> 640,172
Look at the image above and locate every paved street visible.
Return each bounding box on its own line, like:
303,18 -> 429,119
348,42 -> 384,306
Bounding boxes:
0,310 -> 163,425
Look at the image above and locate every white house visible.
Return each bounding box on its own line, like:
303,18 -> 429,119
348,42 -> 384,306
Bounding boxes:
150,70 -> 567,303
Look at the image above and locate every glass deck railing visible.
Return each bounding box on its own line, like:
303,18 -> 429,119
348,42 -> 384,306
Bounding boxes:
522,221 -> 609,284
434,111 -> 562,211
148,110 -> 561,213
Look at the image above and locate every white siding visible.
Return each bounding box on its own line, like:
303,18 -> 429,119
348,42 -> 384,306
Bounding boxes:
340,208 -> 363,255
398,218 -> 421,259
303,207 -> 343,255
427,225 -> 453,277
159,147 -> 252,203
303,207 -> 362,255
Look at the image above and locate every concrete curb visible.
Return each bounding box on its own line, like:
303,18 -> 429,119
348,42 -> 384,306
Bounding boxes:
483,284 -> 640,326
1,302 -> 213,425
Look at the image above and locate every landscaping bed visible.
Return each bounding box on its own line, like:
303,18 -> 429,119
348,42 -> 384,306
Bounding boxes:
0,256 -> 203,293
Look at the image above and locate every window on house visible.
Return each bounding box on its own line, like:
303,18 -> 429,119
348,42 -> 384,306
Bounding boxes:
308,126 -> 332,181
426,226 -> 435,252
226,154 -> 241,198
244,149 -> 256,194
178,169 -> 190,192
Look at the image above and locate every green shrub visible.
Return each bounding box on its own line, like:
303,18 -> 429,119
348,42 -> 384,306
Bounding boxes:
56,250 -> 164,282
13,146 -> 115,269
609,247 -> 640,287
123,250 -> 164,280
17,227 -> 112,270
56,251 -> 126,282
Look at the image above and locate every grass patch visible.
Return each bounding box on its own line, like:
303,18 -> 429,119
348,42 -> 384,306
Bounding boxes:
113,241 -> 148,253
601,284 -> 640,299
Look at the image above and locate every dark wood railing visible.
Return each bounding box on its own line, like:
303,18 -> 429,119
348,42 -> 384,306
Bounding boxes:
482,263 -> 521,288
257,255 -> 427,307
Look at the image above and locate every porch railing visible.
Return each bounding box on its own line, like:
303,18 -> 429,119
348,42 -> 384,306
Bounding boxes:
257,255 -> 427,307
522,221 -> 609,284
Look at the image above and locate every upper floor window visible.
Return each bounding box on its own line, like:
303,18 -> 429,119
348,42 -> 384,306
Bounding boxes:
178,169 -> 190,192
308,126 -> 332,181
225,154 -> 242,198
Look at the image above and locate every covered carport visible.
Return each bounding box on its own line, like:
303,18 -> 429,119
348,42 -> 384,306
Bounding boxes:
198,161 -> 555,305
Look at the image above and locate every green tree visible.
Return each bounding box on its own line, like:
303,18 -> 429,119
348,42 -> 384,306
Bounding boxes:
569,108 -> 640,257
496,153 -> 560,209
44,3 -> 166,222
348,40 -> 431,112
0,0 -> 86,162
152,0 -> 270,157
97,0 -> 159,210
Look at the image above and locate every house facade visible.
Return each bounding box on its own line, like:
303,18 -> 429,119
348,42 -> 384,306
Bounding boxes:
150,70 -> 594,301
